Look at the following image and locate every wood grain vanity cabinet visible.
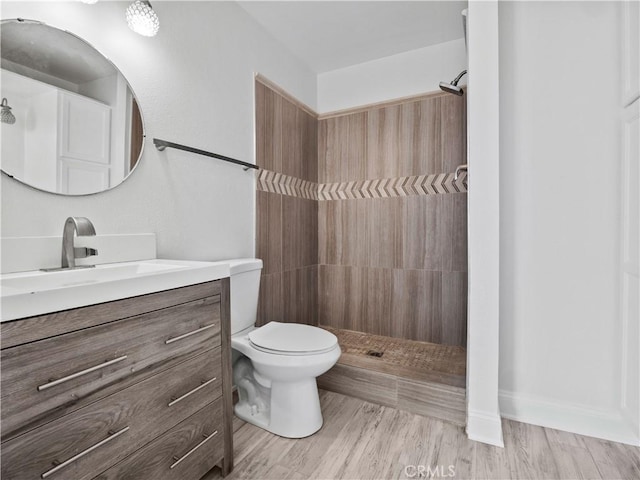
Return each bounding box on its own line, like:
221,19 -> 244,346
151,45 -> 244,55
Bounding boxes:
0,279 -> 233,480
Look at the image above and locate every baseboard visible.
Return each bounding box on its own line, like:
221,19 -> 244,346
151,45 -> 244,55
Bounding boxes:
621,404 -> 640,443
499,389 -> 640,446
466,409 -> 504,447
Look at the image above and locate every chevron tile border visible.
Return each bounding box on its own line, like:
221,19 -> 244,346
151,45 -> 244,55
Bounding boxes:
317,172 -> 468,200
256,169 -> 467,201
256,169 -> 318,200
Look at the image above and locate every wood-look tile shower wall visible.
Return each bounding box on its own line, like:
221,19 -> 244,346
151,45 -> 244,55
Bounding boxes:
317,94 -> 468,346
255,80 -> 318,326
255,79 -> 467,346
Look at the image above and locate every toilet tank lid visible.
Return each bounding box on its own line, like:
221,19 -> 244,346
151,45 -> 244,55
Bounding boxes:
227,258 -> 263,275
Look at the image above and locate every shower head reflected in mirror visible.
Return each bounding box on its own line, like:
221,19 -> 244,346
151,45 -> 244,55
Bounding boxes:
1,98 -> 16,124
439,70 -> 467,96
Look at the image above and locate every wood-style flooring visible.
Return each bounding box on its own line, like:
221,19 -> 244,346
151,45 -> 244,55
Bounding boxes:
203,390 -> 640,480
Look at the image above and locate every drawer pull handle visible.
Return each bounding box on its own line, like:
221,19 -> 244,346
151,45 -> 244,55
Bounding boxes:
170,430 -> 218,470
37,355 -> 128,391
168,377 -> 217,407
41,426 -> 130,478
165,324 -> 216,344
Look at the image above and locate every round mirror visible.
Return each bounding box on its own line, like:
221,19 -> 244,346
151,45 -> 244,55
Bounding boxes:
0,19 -> 144,195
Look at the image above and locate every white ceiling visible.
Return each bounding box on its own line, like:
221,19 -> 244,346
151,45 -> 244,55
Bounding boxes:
1,21 -> 117,85
238,1 -> 467,73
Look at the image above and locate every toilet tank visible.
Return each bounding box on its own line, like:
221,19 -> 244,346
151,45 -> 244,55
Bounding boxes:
227,258 -> 263,335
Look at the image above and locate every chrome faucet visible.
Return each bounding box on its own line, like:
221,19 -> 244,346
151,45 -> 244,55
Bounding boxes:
61,217 -> 98,269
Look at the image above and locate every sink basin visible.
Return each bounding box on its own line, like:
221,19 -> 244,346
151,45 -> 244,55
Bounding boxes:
2,260 -> 188,293
1,259 -> 230,321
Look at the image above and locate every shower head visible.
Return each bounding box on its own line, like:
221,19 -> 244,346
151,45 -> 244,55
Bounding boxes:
1,98 -> 16,124
439,82 -> 464,96
439,70 -> 467,96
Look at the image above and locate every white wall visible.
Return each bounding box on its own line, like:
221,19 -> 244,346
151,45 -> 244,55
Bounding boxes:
317,38 -> 466,114
498,1 -> 637,445
1,1 -> 316,263
78,74 -> 118,106
0,95 -> 26,179
24,90 -> 57,192
1,69 -> 59,189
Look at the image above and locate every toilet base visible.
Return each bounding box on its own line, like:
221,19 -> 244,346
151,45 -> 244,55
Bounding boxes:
235,378 -> 323,438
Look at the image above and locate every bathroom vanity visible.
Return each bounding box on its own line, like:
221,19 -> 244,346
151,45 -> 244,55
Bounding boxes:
0,269 -> 233,479
0,15 -> 238,479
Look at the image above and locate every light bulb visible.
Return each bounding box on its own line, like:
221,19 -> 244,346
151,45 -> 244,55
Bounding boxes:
126,0 -> 160,37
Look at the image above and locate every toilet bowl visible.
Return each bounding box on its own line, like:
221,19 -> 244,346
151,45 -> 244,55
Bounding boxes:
227,259 -> 341,438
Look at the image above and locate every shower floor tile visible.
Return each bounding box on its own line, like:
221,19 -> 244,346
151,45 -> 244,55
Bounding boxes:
318,327 -> 467,425
322,326 -> 466,387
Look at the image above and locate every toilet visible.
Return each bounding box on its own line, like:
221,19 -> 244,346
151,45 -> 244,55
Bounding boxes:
228,258 -> 341,438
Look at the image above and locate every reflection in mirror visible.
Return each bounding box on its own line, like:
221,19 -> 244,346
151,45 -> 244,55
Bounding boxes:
0,19 -> 144,195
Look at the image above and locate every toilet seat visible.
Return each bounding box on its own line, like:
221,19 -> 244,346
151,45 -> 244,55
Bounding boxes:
248,322 -> 338,356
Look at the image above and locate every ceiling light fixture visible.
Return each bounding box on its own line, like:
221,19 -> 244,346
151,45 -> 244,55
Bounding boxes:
80,0 -> 99,4
126,0 -> 160,37
1,98 -> 16,125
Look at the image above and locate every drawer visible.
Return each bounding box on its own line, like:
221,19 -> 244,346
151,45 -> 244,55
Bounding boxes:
95,399 -> 224,480
0,281 -> 221,349
1,295 -> 220,440
1,348 -> 222,480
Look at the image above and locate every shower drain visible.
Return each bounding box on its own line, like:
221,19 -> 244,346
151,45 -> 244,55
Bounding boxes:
366,350 -> 384,358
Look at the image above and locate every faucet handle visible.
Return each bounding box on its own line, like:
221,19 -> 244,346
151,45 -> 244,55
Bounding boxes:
73,247 -> 98,259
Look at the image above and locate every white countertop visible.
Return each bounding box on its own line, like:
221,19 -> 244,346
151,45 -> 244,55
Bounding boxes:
0,259 -> 230,322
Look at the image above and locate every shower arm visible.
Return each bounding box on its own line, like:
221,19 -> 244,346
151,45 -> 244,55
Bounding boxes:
455,164 -> 468,181
451,70 -> 468,86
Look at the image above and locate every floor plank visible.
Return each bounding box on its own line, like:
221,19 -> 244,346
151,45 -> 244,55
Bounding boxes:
502,420 -> 561,480
432,422 -> 476,479
475,440 -> 512,480
338,407 -> 407,480
549,443 -> 602,480
228,419 -> 272,467
583,435 -> 640,480
278,390 -> 362,476
232,414 -> 246,433
203,390 -> 640,480
310,401 -> 387,479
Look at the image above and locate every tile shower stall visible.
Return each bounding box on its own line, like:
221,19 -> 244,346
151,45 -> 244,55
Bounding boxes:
255,77 -> 468,425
